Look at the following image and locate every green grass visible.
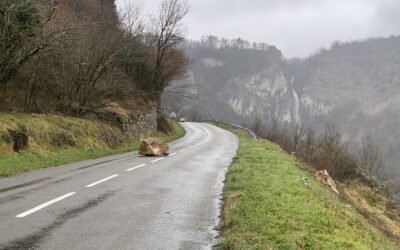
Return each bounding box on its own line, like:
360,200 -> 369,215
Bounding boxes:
219,128 -> 396,250
0,116 -> 185,176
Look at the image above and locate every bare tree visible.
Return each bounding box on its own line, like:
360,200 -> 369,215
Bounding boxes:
149,0 -> 189,112
0,0 -> 191,117
359,136 -> 386,180
0,0 -> 42,87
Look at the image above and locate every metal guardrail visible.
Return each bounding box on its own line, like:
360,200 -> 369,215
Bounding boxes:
202,120 -> 258,141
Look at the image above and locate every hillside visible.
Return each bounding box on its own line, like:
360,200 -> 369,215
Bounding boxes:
0,109 -> 185,176
219,126 -> 396,249
288,37 -> 400,178
169,36 -> 400,191
0,0 -> 189,176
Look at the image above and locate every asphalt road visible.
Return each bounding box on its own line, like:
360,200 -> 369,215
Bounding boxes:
0,123 -> 238,250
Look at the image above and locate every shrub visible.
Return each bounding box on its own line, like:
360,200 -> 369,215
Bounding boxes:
311,124 -> 358,179
250,120 -> 361,179
157,115 -> 175,135
8,125 -> 29,152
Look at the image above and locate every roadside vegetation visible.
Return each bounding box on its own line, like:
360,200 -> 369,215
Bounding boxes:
0,0 -> 189,115
219,127 -> 396,249
0,0 -> 189,175
0,113 -> 185,176
246,119 -> 400,244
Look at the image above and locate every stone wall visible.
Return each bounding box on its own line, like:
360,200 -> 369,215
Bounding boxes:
115,108 -> 157,139
116,116 -> 134,139
137,109 -> 157,135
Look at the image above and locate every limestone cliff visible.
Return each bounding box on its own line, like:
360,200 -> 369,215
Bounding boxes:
165,36 -> 400,177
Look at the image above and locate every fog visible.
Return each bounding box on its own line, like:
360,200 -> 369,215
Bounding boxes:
117,0 -> 400,191
117,0 -> 400,57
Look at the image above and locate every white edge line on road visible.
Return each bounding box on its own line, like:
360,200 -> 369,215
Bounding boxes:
86,174 -> 119,188
179,149 -> 187,153
16,192 -> 76,218
150,157 -> 164,163
126,164 -> 146,172
169,152 -> 177,156
188,146 -> 194,149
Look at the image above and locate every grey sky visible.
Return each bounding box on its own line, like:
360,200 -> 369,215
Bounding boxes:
116,0 -> 400,58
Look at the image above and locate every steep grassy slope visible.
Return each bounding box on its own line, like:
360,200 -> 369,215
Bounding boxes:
342,180 -> 400,244
219,128 -> 396,249
0,113 -> 185,176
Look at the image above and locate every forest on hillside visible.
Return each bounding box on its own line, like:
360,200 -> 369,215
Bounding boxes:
0,0 -> 188,115
170,35 -> 400,209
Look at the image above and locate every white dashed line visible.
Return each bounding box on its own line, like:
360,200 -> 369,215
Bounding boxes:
86,174 -> 119,188
150,157 -> 164,163
126,164 -> 146,172
16,192 -> 76,218
15,124 -> 212,219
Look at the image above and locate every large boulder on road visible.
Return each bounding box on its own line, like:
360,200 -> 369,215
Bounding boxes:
139,138 -> 169,156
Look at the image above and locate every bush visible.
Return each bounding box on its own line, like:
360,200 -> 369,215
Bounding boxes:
311,124 -> 358,179
157,114 -> 175,135
250,120 -> 361,179
8,126 -> 29,152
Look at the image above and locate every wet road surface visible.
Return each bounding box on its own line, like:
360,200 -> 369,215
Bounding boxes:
0,123 -> 238,250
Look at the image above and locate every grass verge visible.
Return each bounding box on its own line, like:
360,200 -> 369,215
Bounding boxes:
219,127 -> 396,249
0,114 -> 185,176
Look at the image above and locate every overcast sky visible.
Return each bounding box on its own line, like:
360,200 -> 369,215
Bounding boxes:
116,0 -> 400,58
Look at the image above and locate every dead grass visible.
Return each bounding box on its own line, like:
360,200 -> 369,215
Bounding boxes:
0,113 -> 185,176
0,113 -> 125,155
342,180 -> 400,245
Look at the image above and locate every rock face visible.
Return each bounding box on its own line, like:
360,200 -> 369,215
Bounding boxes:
315,170 -> 339,194
139,138 -> 169,156
164,36 -> 400,179
163,44 -> 290,124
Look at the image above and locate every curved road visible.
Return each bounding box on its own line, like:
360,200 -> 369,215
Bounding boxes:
0,123 -> 238,250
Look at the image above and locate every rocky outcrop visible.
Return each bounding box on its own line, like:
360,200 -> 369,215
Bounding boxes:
220,70 -> 300,124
